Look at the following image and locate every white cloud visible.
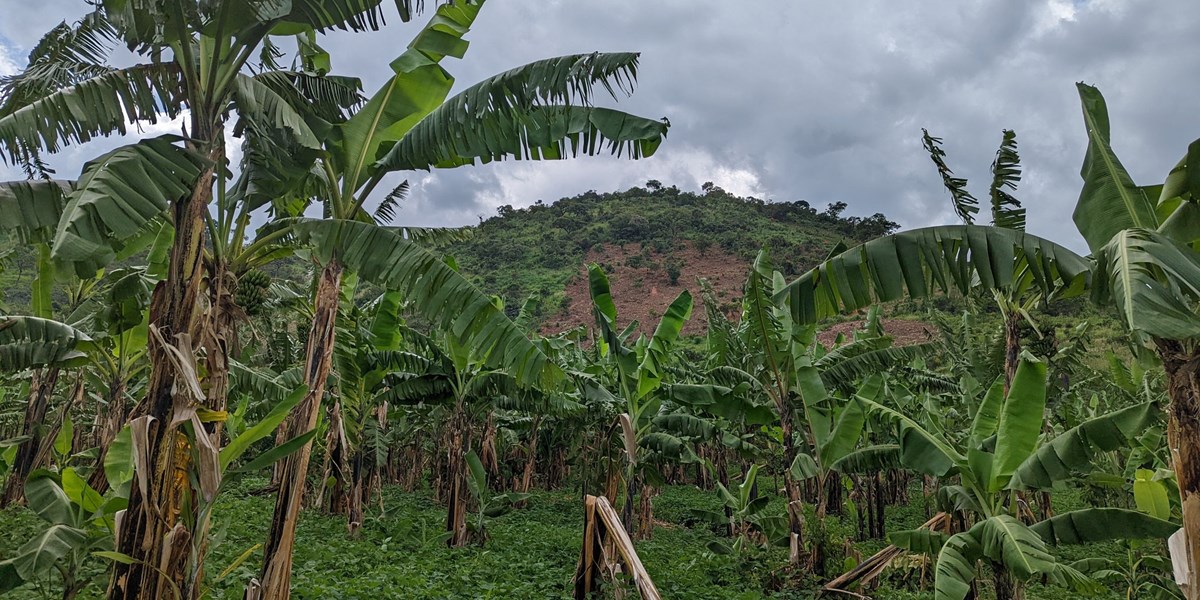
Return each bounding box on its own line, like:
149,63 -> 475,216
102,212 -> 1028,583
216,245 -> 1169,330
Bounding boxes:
0,43 -> 17,77
1035,0 -> 1079,34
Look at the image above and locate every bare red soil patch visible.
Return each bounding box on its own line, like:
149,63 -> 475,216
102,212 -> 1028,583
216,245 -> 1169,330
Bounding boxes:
540,242 -> 935,346
816,318 -> 937,348
540,242 -> 747,338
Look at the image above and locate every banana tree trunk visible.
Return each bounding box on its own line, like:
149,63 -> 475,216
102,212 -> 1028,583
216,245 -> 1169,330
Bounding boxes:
201,261 -> 238,443
446,401 -> 473,547
714,448 -> 734,536
622,472 -> 638,537
991,562 -> 1023,600
824,472 -> 844,516
873,472 -> 887,539
809,473 -> 830,575
635,483 -> 657,540
516,415 -> 542,494
1158,340 -> 1200,600
697,445 -> 712,490
1,367 -> 60,507
399,446 -> 424,492
1002,312 -> 1021,393
88,377 -> 128,494
109,156 -> 216,600
319,400 -> 349,515
617,414 -> 639,537
778,400 -> 806,564
270,423 -> 288,488
254,259 -> 343,600
480,412 -> 500,489
346,449 -> 367,538
602,454 -> 621,506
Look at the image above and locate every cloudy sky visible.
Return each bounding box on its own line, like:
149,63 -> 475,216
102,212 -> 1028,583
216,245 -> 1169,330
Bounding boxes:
3,0 -> 1198,251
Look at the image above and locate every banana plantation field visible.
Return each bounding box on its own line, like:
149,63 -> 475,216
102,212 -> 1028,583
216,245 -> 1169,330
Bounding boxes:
0,481 -> 1136,599
1,1 -> 1198,600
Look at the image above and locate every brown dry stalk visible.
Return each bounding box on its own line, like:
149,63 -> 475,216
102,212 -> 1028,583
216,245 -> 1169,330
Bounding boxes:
573,495 -> 662,600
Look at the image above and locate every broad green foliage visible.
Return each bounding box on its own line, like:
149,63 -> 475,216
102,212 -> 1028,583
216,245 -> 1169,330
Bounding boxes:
462,450 -> 529,538
221,386 -> 311,471
1032,508 -> 1178,546
0,63 -> 184,163
991,358 -> 1047,490
1012,402 -> 1161,489
1091,228 -> 1200,339
368,49 -> 668,177
52,136 -> 210,277
1074,83 -> 1160,251
335,0 -> 483,197
847,354 -> 1174,599
287,218 -> 562,387
778,225 -> 1090,325
698,465 -> 786,554
0,316 -> 92,372
922,129 -> 980,223
989,129 -> 1026,230
0,181 -> 73,244
780,84 -> 1200,347
587,263 -> 694,450
0,470 -> 123,596
771,82 -> 1199,596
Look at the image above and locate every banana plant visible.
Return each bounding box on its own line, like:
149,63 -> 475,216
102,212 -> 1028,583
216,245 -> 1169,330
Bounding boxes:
0,316 -> 93,508
0,179 -> 84,509
319,290 -> 510,539
691,278 -> 782,471
365,315 -> 559,548
587,263 -> 693,539
69,274 -> 153,495
461,449 -> 530,543
201,37 -> 376,439
661,374 -> 775,512
318,293 -> 404,536
241,1 -> 669,588
779,83 -> 1200,596
1071,470 -> 1183,600
1,3 -> 439,596
921,128 -> 1051,388
714,249 -> 811,562
0,173 -> 168,499
696,464 -> 786,555
1,382 -> 135,599
0,468 -> 126,599
836,354 -> 1176,600
718,249 -> 920,568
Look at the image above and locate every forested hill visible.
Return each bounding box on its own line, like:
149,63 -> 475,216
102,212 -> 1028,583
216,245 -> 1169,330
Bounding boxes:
447,183 -> 899,336
0,183 -> 897,338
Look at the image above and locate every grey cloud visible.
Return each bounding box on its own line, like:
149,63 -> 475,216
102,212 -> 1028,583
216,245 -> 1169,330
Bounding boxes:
4,0 -> 1200,253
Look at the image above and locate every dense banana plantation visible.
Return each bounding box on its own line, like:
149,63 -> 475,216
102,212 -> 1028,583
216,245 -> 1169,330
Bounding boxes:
0,1 -> 1196,599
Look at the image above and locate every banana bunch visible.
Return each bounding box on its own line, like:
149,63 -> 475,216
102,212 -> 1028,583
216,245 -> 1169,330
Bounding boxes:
235,269 -> 272,315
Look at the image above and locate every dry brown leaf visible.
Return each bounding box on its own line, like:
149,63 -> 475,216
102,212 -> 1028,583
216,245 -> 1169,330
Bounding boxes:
149,326 -> 204,426
618,414 -> 637,462
190,414 -> 221,502
129,416 -> 156,514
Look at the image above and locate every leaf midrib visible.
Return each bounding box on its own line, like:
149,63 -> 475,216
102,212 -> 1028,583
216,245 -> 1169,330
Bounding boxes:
1084,107 -> 1152,229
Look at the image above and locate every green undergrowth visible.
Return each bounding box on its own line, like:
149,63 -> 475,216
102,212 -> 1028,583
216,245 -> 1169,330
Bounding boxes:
0,477 -> 1138,599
